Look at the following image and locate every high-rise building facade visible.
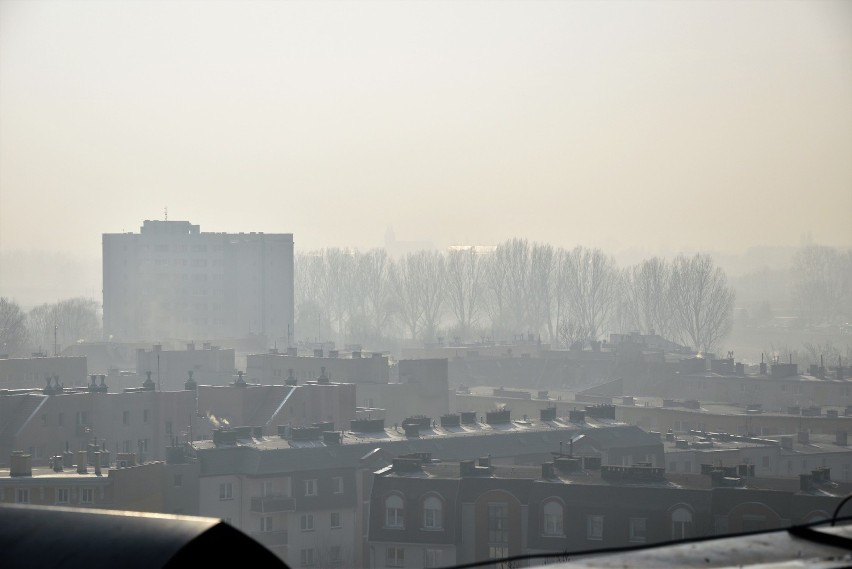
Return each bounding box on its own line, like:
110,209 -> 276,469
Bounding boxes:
103,220 -> 293,343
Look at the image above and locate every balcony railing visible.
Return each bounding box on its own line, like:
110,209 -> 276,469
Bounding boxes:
249,530 -> 288,547
250,495 -> 295,513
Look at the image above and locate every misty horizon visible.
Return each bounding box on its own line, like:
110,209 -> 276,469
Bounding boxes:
1,1 -> 850,269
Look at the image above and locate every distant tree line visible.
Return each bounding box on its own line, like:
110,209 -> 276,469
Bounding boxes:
295,240 -> 737,353
0,297 -> 101,357
791,244 -> 852,326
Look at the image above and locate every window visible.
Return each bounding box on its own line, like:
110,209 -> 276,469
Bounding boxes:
385,494 -> 404,528
123,411 -> 129,425
304,479 -> 317,497
81,488 -> 94,504
330,511 -> 341,529
55,488 -> 70,504
301,514 -> 314,531
386,547 -> 404,568
138,439 -> 149,453
629,518 -> 647,543
219,482 -> 233,500
423,496 -> 443,530
543,501 -> 563,536
329,546 -> 341,566
122,440 -> 132,453
300,548 -> 315,567
671,507 -> 693,539
425,549 -> 443,568
587,515 -> 604,540
332,476 -> 344,494
16,489 -> 30,504
488,503 -> 509,545
260,516 -> 273,532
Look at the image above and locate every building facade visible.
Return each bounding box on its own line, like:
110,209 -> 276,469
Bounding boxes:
368,457 -> 848,568
103,220 -> 294,344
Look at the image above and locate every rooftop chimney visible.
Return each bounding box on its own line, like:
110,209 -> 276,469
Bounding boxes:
185,370 -> 197,391
10,452 -> 32,477
143,371 -> 155,390
285,368 -> 297,386
76,450 -> 88,474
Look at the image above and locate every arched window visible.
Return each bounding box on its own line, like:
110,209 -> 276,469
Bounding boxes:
423,496 -> 443,530
385,495 -> 404,529
671,507 -> 693,539
543,501 -> 564,536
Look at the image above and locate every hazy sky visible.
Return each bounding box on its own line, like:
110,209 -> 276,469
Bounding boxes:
1,0 -> 851,263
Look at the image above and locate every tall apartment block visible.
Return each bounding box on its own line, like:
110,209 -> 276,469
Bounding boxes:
103,220 -> 293,344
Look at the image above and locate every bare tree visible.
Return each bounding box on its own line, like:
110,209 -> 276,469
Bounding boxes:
419,250 -> 446,342
557,317 -> 589,349
670,254 -> 735,353
483,248 -> 510,337
802,341 -> 852,368
0,297 -> 28,356
502,238 -> 531,334
445,247 -> 485,341
318,249 -> 357,341
527,242 -> 555,341
27,298 -> 101,354
792,244 -> 851,325
359,249 -> 394,339
623,257 -> 674,338
390,252 -> 426,340
294,251 -> 326,342
561,246 -> 619,340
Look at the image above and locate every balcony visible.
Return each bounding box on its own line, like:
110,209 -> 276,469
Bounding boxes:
250,495 -> 295,513
249,530 -> 288,547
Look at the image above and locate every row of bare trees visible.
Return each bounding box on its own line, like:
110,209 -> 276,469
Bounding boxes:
295,240 -> 736,352
791,244 -> 852,326
0,297 -> 102,357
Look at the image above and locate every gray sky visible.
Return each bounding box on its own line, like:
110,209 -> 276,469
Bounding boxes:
1,0 -> 851,263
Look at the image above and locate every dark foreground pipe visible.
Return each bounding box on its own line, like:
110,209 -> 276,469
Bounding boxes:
0,504 -> 289,569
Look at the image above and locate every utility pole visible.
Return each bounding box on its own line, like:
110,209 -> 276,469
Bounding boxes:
53,321 -> 58,357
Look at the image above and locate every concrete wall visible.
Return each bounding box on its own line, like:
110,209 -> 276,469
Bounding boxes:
0,357 -> 87,389
1,389 -> 199,466
247,352 -> 389,385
